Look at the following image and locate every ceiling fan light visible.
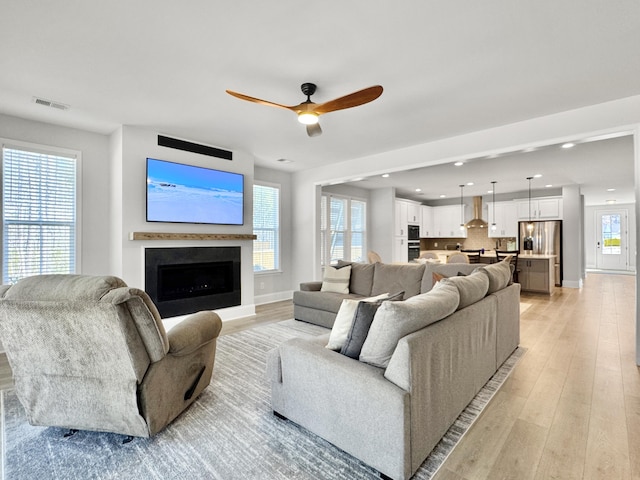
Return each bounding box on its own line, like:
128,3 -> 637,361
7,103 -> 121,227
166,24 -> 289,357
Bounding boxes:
298,112 -> 319,125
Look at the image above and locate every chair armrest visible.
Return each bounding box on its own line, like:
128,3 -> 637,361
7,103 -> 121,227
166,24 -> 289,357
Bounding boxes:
300,281 -> 322,291
167,311 -> 222,356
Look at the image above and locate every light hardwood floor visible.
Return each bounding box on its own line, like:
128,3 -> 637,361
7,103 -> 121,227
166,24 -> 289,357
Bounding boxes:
1,274 -> 637,479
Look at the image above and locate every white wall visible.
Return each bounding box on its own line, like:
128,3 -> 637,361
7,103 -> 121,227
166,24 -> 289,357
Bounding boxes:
111,126 -> 256,318
253,166 -> 294,304
0,113 -> 112,275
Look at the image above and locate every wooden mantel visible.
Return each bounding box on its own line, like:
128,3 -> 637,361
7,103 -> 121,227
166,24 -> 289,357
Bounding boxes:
129,232 -> 257,241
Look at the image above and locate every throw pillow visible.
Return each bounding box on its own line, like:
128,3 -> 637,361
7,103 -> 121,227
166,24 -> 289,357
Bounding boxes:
320,265 -> 352,294
359,282 -> 460,368
340,291 -> 405,359
474,256 -> 512,294
432,272 -> 446,284
439,270 -> 489,310
325,293 -> 390,351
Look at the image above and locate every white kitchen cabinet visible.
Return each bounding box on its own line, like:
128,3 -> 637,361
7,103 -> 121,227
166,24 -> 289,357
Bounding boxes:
431,205 -> 467,238
395,200 -> 408,236
420,205 -> 433,237
517,197 -> 562,221
407,202 -> 420,224
393,236 -> 408,263
487,202 -> 519,238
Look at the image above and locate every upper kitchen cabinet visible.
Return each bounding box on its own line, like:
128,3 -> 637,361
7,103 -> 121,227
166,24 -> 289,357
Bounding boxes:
407,202 -> 420,225
395,200 -> 409,236
395,199 -> 421,235
420,205 -> 433,237
432,205 -> 467,238
487,201 -> 519,238
516,197 -> 563,221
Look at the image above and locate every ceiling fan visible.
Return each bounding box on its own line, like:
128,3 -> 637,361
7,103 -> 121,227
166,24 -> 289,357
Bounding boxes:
225,83 -> 383,137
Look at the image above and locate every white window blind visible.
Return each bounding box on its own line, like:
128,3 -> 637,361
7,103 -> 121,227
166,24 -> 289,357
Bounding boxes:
2,146 -> 77,284
253,183 -> 280,272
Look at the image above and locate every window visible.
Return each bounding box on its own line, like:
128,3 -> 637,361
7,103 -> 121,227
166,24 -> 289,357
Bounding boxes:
2,143 -> 78,284
253,183 -> 280,272
321,193 -> 366,266
601,213 -> 621,254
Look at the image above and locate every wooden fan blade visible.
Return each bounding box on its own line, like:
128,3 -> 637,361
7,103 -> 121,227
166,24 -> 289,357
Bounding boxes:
306,123 -> 322,137
314,85 -> 383,114
225,90 -> 296,111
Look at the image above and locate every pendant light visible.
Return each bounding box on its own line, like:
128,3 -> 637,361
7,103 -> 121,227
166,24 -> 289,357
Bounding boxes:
526,176 -> 534,232
490,181 -> 497,232
459,184 -> 466,232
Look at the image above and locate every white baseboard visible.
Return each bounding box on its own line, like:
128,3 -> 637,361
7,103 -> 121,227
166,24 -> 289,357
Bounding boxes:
562,279 -> 583,288
254,290 -> 293,306
162,303 -> 257,331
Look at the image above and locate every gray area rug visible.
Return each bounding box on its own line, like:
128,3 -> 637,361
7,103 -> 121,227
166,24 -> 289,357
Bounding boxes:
1,320 -> 524,480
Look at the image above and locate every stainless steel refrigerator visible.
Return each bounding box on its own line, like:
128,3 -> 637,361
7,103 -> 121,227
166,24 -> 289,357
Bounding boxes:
519,220 -> 562,286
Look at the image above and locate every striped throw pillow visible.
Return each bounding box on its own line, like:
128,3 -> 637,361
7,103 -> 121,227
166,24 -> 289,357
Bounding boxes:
320,265 -> 352,294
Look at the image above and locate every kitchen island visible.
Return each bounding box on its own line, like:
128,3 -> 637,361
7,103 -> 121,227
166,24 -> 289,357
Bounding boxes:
420,250 -> 557,295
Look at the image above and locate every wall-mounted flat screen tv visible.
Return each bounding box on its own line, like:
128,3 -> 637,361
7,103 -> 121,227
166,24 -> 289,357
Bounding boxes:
146,158 -> 244,225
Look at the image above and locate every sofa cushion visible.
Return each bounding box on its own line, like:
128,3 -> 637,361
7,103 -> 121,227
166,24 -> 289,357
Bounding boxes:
326,293 -> 390,351
338,261 -> 375,297
371,263 -> 425,299
359,282 -> 460,368
321,265 -> 352,294
420,263 -> 479,293
440,270 -> 489,310
340,291 -> 405,359
293,290 -> 364,314
474,256 -> 512,294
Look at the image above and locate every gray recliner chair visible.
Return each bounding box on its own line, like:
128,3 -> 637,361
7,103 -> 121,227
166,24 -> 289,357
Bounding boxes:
0,274 -> 222,438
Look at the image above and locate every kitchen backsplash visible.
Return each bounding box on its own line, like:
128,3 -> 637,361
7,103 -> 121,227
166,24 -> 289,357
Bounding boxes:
420,227 -> 516,252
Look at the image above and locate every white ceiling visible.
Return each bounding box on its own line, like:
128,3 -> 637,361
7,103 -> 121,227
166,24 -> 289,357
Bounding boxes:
1,1 -> 639,205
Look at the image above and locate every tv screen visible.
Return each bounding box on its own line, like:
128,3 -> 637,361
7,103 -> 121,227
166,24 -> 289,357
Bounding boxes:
146,158 -> 244,225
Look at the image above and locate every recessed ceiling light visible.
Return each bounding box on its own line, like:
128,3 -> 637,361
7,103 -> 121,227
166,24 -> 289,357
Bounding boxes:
606,199 -> 617,204
351,177 -> 364,182
534,174 -> 542,178
454,162 -> 464,167
523,147 -> 536,153
545,184 -> 553,188
606,188 -> 616,192
439,194 -> 446,198
381,173 -> 389,178
467,182 -> 474,186
415,188 -> 422,192
487,189 -> 494,194
561,142 -> 575,149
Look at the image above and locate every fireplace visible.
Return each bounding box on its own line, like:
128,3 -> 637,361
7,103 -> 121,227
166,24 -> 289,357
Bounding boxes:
145,247 -> 241,318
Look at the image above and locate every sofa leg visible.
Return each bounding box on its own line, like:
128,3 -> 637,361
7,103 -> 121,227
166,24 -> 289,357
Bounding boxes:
273,410 -> 287,420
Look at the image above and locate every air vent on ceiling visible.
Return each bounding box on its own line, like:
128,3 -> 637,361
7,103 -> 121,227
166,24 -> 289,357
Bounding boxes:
33,97 -> 70,111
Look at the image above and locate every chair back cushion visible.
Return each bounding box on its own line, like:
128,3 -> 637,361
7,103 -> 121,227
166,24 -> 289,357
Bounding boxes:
0,275 -> 169,380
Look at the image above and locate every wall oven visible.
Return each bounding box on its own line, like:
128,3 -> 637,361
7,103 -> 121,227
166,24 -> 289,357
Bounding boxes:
408,242 -> 420,261
408,224 -> 420,241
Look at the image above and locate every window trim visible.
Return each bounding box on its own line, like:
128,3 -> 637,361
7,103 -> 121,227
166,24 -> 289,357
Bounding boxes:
253,180 -> 281,274
321,192 -> 367,266
1,138 -> 82,280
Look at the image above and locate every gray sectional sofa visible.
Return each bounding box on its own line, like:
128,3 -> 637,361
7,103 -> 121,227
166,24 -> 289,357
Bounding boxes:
293,261 -> 480,328
268,260 -> 520,480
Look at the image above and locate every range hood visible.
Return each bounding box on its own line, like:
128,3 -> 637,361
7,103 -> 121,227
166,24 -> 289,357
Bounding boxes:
465,196 -> 488,228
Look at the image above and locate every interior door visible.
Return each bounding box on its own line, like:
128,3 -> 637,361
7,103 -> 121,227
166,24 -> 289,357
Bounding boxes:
595,209 -> 628,270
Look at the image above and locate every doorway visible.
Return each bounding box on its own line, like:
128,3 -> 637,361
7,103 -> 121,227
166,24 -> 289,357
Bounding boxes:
595,209 -> 629,271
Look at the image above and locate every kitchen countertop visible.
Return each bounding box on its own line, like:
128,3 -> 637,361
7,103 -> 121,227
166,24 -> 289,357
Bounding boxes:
421,250 -> 556,260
